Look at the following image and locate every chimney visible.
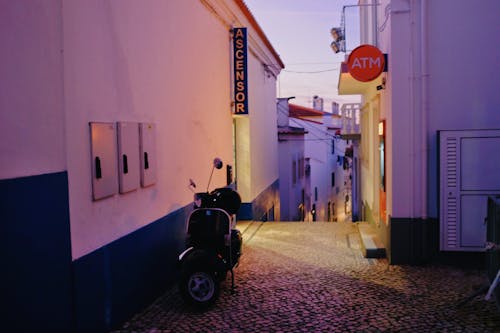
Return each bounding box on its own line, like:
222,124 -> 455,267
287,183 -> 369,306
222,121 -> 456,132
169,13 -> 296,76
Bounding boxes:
312,95 -> 324,111
331,102 -> 339,116
277,97 -> 292,127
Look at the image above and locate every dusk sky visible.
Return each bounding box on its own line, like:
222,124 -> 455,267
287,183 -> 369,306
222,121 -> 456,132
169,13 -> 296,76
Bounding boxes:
244,0 -> 361,110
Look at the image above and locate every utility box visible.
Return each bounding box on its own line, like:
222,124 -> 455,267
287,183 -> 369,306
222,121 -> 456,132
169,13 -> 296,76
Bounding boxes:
139,123 -> 157,187
89,122 -> 118,200
117,122 -> 140,194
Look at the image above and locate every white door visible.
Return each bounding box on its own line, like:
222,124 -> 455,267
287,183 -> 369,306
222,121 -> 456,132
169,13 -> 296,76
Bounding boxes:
440,130 -> 500,251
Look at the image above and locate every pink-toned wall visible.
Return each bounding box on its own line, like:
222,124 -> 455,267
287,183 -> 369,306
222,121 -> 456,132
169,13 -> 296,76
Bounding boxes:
2,0 -> 282,260
0,0 -> 66,179
63,0 -> 234,259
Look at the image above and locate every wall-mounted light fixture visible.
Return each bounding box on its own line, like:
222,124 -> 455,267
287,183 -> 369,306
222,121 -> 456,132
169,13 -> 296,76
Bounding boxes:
330,27 -> 345,53
331,27 -> 343,42
331,3 -> 381,54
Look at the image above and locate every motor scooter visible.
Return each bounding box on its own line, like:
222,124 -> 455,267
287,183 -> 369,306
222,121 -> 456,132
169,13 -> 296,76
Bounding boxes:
178,158 -> 242,308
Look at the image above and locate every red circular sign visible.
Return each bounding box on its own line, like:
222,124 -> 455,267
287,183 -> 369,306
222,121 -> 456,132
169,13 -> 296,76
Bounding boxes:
347,44 -> 385,82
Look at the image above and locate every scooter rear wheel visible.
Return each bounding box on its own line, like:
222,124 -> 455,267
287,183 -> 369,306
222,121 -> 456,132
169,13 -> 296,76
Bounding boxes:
188,272 -> 215,301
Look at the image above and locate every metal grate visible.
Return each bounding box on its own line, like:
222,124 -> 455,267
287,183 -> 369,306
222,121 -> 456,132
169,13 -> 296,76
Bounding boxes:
446,137 -> 458,247
446,137 -> 458,188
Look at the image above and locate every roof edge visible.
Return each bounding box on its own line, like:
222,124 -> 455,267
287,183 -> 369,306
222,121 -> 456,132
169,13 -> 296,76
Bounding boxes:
236,0 -> 285,69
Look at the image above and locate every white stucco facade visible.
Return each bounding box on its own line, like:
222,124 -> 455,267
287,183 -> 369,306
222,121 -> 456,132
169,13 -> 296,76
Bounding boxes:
277,98 -> 306,221
1,1 -> 283,330
0,1 -> 66,179
277,100 -> 351,222
61,0 -> 281,259
339,0 -> 500,263
289,105 -> 349,222
63,0 -> 234,258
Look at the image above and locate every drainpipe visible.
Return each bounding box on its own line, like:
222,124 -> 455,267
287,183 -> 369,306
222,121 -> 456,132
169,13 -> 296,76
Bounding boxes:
420,0 -> 428,219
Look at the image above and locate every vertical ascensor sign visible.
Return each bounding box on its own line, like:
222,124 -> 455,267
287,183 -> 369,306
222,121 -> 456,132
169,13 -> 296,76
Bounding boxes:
233,27 -> 248,115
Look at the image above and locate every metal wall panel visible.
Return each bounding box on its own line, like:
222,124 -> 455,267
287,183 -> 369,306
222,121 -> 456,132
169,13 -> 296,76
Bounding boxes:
90,122 -> 118,200
117,122 -> 140,194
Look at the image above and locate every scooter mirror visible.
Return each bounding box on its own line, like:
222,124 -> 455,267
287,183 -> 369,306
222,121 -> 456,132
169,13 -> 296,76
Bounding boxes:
213,158 -> 223,170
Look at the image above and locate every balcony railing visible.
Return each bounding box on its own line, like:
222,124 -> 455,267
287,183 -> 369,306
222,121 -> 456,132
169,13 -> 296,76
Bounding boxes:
341,103 -> 361,138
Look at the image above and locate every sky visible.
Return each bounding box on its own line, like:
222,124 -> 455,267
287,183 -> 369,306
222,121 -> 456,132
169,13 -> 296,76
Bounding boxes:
244,0 -> 361,111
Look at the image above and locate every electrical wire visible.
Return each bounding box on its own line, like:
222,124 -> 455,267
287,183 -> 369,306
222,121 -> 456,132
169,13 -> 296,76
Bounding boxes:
282,68 -> 339,74
286,62 -> 337,65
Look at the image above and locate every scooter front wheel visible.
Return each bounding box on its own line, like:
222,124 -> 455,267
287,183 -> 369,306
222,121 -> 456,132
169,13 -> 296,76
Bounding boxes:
188,271 -> 216,301
179,266 -> 220,309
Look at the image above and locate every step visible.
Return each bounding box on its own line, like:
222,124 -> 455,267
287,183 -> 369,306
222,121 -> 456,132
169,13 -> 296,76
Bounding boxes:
356,221 -> 386,258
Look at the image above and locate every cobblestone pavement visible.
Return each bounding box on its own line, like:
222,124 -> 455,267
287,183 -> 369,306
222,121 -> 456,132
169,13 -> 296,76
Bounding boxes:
113,222 -> 500,333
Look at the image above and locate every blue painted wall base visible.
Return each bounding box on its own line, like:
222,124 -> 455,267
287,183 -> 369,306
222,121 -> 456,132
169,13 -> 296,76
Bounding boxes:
1,171 -> 194,333
73,206 -> 191,333
1,172 -> 73,333
236,179 -> 279,221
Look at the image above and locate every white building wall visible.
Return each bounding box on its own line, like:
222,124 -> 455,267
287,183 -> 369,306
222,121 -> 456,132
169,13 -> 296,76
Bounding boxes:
355,0 -> 500,261
335,139 -> 351,221
63,0 -> 237,259
1,1 -> 283,329
278,136 -> 305,221
381,0 -> 500,220
360,103 -> 374,219
248,54 -> 279,201
426,0 -> 500,218
277,98 -> 291,127
0,0 -> 66,179
278,140 -> 290,219
291,115 -> 348,222
304,127 -> 330,221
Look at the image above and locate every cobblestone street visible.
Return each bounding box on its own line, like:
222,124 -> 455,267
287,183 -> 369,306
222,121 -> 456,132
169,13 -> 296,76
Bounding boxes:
112,222 -> 500,332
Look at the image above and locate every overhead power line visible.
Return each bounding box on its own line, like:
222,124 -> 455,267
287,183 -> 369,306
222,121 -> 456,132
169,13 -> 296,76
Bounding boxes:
282,68 -> 339,74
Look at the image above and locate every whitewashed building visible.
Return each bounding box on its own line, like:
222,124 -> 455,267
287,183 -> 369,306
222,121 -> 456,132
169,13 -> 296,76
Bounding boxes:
277,98 -> 307,221
278,99 -> 350,222
338,0 -> 500,264
0,1 -> 283,331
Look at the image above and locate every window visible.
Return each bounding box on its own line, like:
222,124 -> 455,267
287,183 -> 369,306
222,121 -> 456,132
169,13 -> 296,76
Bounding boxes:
331,139 -> 335,154
331,172 -> 335,187
314,187 -> 318,201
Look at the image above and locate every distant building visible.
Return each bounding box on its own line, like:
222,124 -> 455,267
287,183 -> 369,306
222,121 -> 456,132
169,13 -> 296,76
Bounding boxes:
277,98 -> 307,221
338,0 -> 500,264
0,1 -> 283,331
278,99 -> 350,222
331,101 -> 340,116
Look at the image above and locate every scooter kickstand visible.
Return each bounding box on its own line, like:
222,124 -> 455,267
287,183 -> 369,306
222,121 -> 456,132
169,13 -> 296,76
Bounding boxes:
230,268 -> 236,295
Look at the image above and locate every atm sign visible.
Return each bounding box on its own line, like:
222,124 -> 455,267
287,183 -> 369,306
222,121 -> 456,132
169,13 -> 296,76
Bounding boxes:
347,44 -> 385,82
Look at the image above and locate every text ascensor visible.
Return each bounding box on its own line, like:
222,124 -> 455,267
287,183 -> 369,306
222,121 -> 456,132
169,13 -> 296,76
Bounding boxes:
233,28 -> 248,115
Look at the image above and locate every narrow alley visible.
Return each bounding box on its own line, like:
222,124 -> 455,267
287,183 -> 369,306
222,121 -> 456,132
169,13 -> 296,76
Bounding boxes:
112,222 -> 500,332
